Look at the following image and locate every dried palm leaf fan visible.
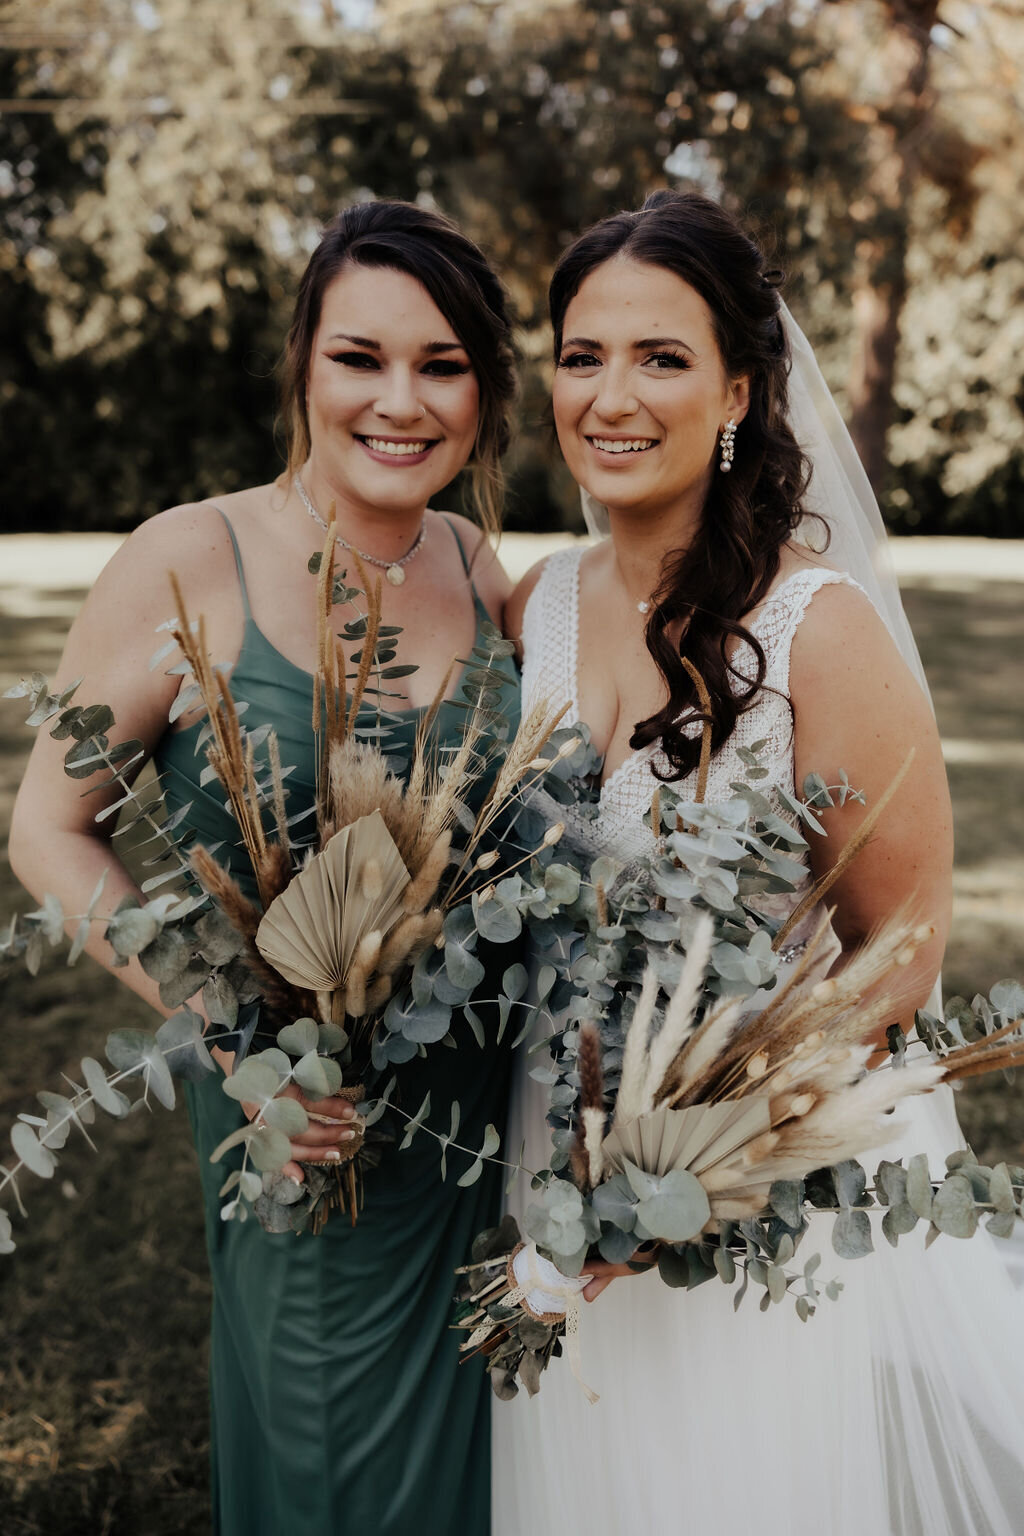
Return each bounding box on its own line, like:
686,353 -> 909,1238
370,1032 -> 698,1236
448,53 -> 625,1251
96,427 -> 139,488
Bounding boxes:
254,810 -> 411,1017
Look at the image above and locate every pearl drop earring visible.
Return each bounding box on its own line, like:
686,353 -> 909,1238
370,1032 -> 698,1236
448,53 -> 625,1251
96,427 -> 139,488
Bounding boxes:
719,419 -> 737,473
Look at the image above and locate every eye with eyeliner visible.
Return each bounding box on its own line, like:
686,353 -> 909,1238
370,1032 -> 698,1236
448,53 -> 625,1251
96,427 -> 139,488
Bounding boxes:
328,350 -> 380,369
644,351 -> 690,370
327,351 -> 470,378
422,359 -> 471,377
558,351 -> 600,370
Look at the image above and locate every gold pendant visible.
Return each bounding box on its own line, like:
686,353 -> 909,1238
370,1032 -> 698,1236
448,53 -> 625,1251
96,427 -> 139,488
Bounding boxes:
386,564 -> 405,586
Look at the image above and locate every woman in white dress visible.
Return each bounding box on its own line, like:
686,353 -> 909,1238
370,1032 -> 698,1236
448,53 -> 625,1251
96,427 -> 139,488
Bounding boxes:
496,191 -> 1024,1536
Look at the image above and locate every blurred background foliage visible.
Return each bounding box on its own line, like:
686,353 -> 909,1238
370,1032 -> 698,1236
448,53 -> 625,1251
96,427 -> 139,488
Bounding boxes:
0,0 -> 1021,533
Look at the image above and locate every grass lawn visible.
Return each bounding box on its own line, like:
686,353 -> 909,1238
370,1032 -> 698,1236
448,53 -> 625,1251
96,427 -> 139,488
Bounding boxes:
0,537 -> 1021,1533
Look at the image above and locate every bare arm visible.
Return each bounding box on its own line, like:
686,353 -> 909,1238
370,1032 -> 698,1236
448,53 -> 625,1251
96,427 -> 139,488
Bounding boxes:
8,507 -> 220,1013
789,581 -> 953,1033
8,507 -> 354,1166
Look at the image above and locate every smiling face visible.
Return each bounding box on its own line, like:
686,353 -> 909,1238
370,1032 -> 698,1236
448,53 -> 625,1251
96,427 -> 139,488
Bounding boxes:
552,255 -> 749,527
304,263 -> 480,519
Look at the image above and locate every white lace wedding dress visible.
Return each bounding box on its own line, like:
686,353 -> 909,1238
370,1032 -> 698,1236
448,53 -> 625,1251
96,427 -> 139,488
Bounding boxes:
493,545 -> 1024,1536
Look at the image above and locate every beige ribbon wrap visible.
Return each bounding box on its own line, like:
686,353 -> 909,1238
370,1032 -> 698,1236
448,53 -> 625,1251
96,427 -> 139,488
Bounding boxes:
467,1241 -> 598,1403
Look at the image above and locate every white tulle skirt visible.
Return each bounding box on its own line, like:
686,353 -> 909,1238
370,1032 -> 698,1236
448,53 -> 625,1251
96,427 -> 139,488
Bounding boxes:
494,1054 -> 1024,1536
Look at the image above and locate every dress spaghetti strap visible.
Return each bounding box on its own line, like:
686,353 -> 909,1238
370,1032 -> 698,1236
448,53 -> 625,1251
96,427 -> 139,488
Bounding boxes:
441,513 -> 473,576
210,506 -> 253,621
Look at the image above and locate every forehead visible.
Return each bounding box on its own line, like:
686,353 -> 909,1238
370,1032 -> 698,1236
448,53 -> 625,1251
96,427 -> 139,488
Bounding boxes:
316,263 -> 462,343
564,255 -> 716,345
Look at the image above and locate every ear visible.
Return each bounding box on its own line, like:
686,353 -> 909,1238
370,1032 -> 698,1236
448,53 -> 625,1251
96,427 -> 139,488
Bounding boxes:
726,374 -> 751,426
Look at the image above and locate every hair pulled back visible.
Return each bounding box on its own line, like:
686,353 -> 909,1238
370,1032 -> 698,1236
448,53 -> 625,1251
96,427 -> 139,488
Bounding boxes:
550,190 -> 817,781
280,200 -> 517,538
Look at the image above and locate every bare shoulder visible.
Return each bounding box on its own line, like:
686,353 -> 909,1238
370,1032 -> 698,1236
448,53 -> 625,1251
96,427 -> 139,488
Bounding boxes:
95,499 -> 237,604
59,496 -> 259,691
503,555 -> 552,646
790,574 -> 924,717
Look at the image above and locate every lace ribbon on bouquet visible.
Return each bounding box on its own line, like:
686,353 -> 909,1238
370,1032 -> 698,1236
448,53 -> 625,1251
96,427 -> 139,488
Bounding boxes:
466,1242 -> 599,1403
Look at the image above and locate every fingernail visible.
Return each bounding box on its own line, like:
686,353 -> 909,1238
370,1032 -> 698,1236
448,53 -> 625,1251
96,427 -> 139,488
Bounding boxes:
325,1149 -> 341,1162
287,1175 -> 302,1186
340,1129 -> 356,1142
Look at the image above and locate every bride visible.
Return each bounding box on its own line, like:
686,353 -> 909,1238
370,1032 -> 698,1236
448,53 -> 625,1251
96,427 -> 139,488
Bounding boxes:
497,191 -> 1024,1535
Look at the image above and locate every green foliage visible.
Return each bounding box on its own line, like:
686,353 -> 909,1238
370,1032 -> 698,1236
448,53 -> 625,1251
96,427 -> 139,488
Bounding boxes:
2,0 -> 1019,534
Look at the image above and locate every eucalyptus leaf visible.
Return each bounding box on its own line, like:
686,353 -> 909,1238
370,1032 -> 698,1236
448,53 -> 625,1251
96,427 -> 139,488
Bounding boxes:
987,1210 -> 1017,1240
906,1153 -> 935,1221
81,1056 -> 131,1118
262,1097 -> 309,1137
246,1127 -> 292,1173
635,1168 -> 711,1243
11,1121 -> 57,1179
399,1091 -> 432,1151
156,1009 -> 216,1082
293,1050 -> 342,1098
831,1207 -> 873,1259
931,1174 -> 979,1239
881,1202 -> 919,1246
222,1060 -> 283,1105
277,1018 -> 320,1058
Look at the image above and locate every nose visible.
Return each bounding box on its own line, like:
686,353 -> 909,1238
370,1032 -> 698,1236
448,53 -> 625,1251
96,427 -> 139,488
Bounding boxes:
592,361 -> 639,422
374,365 -> 425,427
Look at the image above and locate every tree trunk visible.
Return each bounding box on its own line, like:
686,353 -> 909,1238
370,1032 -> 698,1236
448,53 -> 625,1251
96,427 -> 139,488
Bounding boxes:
847,0 -> 940,494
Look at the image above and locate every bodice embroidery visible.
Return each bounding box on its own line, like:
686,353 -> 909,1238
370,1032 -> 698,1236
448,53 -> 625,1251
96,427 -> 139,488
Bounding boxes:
520,544 -> 865,891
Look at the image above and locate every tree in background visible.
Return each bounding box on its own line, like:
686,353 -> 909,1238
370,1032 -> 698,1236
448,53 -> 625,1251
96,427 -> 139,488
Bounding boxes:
0,0 -> 1020,534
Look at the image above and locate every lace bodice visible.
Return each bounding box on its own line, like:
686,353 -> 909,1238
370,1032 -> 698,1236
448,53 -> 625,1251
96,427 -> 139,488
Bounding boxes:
520,545 -> 864,874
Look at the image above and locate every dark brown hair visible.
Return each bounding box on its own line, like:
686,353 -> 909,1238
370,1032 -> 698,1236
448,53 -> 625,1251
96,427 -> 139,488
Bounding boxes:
280,200 -> 516,538
550,189 -> 817,782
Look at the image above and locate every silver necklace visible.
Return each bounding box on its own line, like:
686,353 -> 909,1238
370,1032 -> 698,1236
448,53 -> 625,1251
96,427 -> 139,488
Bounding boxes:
295,476 -> 426,587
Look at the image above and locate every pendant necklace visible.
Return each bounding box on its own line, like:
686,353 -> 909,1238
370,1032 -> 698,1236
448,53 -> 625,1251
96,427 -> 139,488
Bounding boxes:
294,476 -> 426,587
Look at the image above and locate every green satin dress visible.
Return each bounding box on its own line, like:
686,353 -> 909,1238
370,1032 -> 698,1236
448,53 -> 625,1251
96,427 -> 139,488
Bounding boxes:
153,513 -> 518,1536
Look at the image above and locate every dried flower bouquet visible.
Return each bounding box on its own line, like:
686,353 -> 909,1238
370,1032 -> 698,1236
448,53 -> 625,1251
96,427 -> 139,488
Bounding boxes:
0,523 -> 571,1246
454,742 -> 1024,1401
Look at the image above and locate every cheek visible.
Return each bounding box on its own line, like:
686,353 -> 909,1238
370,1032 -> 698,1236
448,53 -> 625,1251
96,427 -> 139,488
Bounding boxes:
451,377 -> 481,442
551,377 -> 582,441
306,362 -> 352,420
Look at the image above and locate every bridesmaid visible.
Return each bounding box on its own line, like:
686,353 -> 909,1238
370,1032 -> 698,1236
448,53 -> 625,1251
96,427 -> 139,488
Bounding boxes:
10,200 -> 519,1535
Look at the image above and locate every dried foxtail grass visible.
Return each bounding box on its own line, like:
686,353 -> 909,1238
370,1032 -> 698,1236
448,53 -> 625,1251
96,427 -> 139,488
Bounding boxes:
169,575 -> 276,908
771,749 -> 915,953
595,908 -> 1024,1229
595,915 -> 931,1218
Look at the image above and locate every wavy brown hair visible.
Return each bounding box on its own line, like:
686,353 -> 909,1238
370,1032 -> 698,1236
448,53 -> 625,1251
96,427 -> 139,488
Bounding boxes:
550,190 -> 820,781
279,200 -> 517,540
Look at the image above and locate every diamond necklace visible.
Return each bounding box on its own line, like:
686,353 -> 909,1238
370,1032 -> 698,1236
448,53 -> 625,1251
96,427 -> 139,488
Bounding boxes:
294,476 -> 426,587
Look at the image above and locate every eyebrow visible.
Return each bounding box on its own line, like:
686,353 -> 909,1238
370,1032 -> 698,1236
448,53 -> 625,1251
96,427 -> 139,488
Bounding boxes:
562,334 -> 697,356
327,333 -> 466,355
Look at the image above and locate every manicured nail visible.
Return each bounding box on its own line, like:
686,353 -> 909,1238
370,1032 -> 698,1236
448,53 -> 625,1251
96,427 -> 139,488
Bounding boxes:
340,1129 -> 356,1142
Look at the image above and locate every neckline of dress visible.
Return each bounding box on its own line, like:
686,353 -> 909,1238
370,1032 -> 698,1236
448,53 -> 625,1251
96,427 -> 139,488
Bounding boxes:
170,591 -> 503,739
563,546 -> 823,798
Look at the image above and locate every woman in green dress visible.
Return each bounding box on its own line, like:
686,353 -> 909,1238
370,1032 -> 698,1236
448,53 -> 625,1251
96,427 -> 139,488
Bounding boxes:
10,200 -> 520,1534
